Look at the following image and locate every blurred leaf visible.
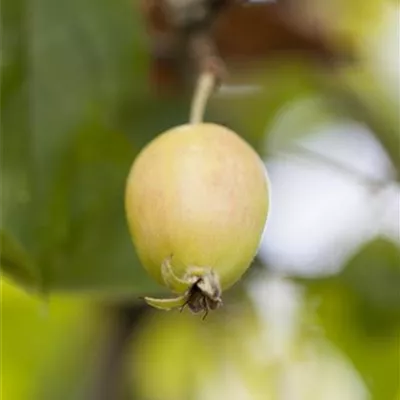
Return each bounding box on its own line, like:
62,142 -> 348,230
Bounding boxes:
304,238 -> 400,400
341,237 -> 400,332
0,231 -> 40,291
1,0 -> 176,295
1,278 -> 107,400
131,312 -> 215,400
311,0 -> 388,43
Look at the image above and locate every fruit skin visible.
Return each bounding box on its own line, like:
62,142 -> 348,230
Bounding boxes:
125,123 -> 269,302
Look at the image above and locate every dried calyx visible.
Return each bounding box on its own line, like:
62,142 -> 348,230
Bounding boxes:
144,257 -> 223,319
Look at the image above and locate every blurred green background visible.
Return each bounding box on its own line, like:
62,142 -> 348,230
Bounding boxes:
1,0 -> 399,399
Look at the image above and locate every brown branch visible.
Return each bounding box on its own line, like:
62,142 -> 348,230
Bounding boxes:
89,303 -> 148,400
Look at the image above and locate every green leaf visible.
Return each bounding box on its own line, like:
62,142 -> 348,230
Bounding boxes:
341,237 -> 400,332
1,0 -> 181,296
1,279 -> 106,400
0,231 -> 40,291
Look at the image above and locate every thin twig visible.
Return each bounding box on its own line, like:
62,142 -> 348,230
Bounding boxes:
277,143 -> 394,191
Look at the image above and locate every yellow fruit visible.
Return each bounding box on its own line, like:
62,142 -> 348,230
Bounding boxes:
125,123 -> 270,316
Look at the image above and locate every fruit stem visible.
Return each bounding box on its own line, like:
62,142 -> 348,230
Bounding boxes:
189,71 -> 216,124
